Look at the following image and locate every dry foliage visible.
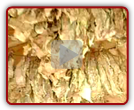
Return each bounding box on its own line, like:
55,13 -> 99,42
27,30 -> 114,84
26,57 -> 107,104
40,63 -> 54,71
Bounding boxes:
8,8 -> 127,103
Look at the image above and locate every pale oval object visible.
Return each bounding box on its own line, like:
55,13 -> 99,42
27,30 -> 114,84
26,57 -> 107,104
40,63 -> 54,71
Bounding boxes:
35,23 -> 44,34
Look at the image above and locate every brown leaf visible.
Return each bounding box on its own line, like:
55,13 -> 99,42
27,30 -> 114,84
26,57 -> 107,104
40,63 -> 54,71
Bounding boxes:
8,57 -> 14,79
15,57 -> 26,87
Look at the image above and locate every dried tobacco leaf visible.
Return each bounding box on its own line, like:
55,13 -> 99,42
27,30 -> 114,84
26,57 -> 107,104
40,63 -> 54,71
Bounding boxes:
79,81 -> 92,102
8,56 -> 14,80
15,57 -> 28,87
16,8 -> 26,16
8,18 -> 33,42
8,8 -> 17,17
34,22 -> 45,34
8,8 -> 127,103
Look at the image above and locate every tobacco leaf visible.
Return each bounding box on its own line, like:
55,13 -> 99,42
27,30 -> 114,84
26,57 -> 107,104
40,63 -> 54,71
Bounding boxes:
8,8 -> 127,103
